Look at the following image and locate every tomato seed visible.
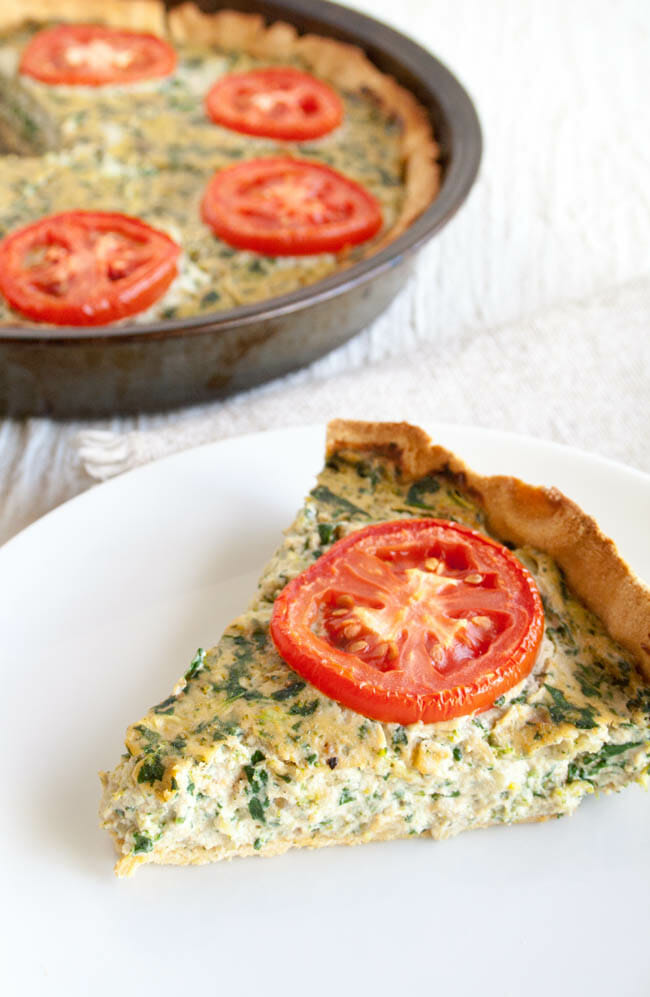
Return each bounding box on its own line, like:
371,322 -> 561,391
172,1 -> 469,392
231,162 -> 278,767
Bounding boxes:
343,623 -> 362,638
465,573 -> 483,584
348,640 -> 368,653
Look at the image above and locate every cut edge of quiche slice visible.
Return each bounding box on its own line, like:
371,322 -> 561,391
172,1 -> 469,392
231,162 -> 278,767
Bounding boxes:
99,420 -> 650,875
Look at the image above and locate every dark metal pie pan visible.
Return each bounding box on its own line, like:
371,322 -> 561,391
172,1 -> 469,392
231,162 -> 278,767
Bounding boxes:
0,0 -> 482,417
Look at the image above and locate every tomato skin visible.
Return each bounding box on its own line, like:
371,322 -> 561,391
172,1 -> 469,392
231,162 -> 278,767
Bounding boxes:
0,212 -> 180,326
270,519 -> 545,725
201,157 -> 382,256
205,67 -> 343,140
19,24 -> 177,87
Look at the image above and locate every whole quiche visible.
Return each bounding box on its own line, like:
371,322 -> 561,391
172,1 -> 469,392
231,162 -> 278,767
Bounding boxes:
0,0 -> 440,326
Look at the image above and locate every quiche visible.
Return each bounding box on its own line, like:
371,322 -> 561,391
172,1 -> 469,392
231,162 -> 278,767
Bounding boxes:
0,0 -> 439,326
99,420 -> 650,875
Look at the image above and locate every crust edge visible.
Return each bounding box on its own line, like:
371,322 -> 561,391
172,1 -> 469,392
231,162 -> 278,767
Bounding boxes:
0,0 -> 167,34
326,419 -> 650,681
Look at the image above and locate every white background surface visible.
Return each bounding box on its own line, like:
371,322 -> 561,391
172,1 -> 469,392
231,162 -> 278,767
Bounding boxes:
1,425 -> 649,996
1,0 -> 650,542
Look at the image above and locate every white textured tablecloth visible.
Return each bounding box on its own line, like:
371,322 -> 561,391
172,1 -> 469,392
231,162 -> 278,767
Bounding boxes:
1,0 -> 650,544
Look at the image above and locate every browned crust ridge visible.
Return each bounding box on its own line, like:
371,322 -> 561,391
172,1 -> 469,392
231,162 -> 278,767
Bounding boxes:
3,1 -> 440,250
326,419 -> 650,681
0,0 -> 167,35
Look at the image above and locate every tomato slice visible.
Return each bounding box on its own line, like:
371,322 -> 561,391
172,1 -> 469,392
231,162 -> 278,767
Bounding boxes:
270,519 -> 545,724
0,211 -> 180,326
201,157 -> 382,255
19,24 -> 177,86
205,67 -> 343,140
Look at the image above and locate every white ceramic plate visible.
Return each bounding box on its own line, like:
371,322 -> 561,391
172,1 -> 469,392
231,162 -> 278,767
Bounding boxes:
1,424 -> 649,997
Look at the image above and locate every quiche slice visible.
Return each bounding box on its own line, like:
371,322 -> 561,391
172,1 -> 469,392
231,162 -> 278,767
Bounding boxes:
99,420 -> 650,875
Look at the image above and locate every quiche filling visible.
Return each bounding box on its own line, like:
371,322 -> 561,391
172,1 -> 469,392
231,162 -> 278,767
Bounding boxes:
0,22 -> 406,324
99,444 -> 650,875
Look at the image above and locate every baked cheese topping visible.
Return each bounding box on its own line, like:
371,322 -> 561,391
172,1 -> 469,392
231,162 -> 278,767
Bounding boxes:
99,447 -> 650,874
0,22 -> 405,325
